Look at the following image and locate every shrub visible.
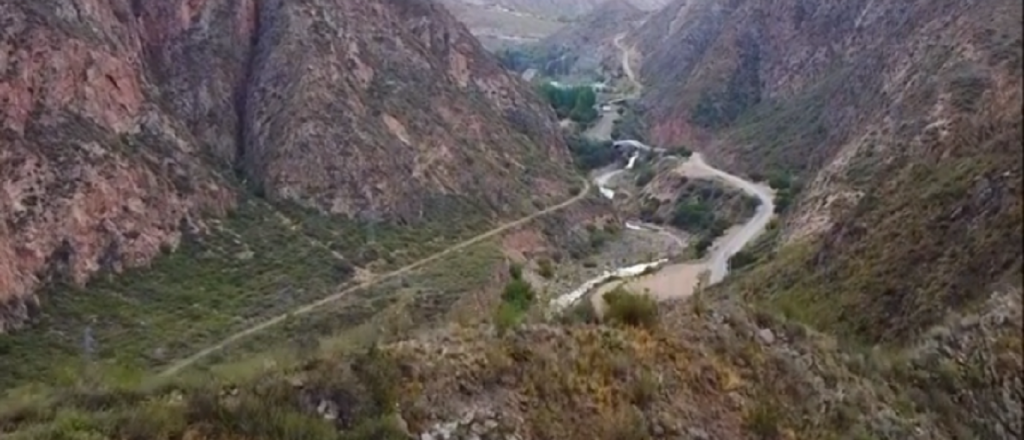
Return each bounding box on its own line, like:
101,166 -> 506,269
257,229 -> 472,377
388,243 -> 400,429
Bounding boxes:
603,288 -> 659,329
728,250 -> 758,270
560,299 -> 598,325
630,370 -> 660,407
537,258 -> 555,279
509,262 -> 523,280
565,135 -> 617,170
495,302 -> 523,336
671,200 -> 716,232
693,236 -> 715,258
502,279 -> 535,310
669,146 -> 693,157
635,166 -> 656,187
744,400 -> 783,440
495,276 -> 536,334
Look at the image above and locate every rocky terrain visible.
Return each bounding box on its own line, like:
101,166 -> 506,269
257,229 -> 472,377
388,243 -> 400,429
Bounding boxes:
0,0 -> 581,337
441,0 -> 668,50
527,0 -> 650,77
1,0 -> 1021,439
630,0 -> 1022,340
446,0 -> 667,19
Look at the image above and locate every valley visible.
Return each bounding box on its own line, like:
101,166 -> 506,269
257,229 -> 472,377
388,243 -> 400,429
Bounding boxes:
1,0 -> 1020,439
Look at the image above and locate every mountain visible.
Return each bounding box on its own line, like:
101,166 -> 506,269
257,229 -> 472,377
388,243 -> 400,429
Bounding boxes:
528,0 -> 650,76
623,0 -> 1023,435
451,0 -> 667,18
439,0 -> 669,50
2,0 -> 1021,439
0,0 -> 580,333
632,0 -> 1022,343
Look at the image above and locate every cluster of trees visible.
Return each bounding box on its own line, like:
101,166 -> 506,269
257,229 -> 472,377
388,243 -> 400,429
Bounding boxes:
495,263 -> 536,334
751,170 -> 802,213
670,199 -> 729,258
537,82 -> 599,123
565,134 -> 617,170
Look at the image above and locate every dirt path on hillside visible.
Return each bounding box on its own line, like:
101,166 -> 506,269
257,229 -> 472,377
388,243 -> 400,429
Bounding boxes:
159,177 -> 593,377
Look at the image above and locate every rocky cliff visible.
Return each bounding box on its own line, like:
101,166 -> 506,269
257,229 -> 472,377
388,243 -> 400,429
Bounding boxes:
0,0 -> 578,331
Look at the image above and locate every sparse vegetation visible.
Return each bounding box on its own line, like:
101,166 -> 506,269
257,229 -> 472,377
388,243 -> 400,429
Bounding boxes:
537,82 -> 598,123
611,107 -> 647,142
728,250 -> 758,271
602,287 -> 658,330
565,134 -> 617,170
634,164 -> 656,187
495,264 -> 537,334
537,258 -> 556,279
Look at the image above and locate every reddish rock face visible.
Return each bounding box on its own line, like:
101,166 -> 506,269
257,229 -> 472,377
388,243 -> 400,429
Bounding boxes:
0,0 -> 576,330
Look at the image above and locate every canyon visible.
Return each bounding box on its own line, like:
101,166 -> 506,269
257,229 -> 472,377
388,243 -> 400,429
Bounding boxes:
1,0 -> 581,332
0,0 -> 1020,439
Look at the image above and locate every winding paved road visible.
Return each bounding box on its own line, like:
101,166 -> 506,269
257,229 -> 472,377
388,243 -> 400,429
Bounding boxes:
678,153 -> 775,284
583,32 -> 775,305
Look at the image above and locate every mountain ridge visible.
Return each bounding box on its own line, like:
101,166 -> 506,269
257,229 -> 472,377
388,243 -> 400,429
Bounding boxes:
0,0 -> 580,331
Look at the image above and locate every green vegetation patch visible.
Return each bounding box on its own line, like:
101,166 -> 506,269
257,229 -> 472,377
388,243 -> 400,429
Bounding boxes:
602,287 -> 659,330
537,82 -> 598,124
0,194 -> 501,390
495,264 -> 537,334
565,134 -> 617,170
739,152 -> 1022,345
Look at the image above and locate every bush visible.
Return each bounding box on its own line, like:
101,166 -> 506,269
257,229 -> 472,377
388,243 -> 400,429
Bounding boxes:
495,302 -> 524,336
671,201 -> 716,231
630,370 -> 660,407
669,146 -> 693,157
744,401 -> 783,440
502,279 -> 535,310
565,135 -> 617,170
635,166 -> 656,187
509,262 -> 524,280
537,258 -> 555,279
537,83 -> 598,124
728,250 -> 758,270
495,276 -> 536,334
560,299 -> 598,325
603,288 -> 659,329
693,235 -> 715,258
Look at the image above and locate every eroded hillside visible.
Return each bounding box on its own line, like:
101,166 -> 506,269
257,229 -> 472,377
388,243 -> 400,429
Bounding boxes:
1,0 -> 1021,438
630,0 -> 1023,343
527,0 -> 650,77
0,0 -> 580,333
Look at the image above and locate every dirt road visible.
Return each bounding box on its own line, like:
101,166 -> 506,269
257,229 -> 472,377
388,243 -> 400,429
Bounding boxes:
159,177 -> 593,377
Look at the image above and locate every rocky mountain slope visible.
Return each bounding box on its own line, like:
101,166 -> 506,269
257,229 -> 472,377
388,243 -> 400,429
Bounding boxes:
0,0 -> 579,332
528,0 -> 650,76
448,0 -> 667,19
2,0 -> 1020,439
630,0 -> 1022,343
440,0 -> 668,50
621,0 -> 1022,435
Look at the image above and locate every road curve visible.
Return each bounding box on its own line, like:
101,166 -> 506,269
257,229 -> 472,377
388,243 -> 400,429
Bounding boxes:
613,33 -> 640,91
604,36 -> 775,286
684,153 -> 775,284
159,177 -> 593,377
